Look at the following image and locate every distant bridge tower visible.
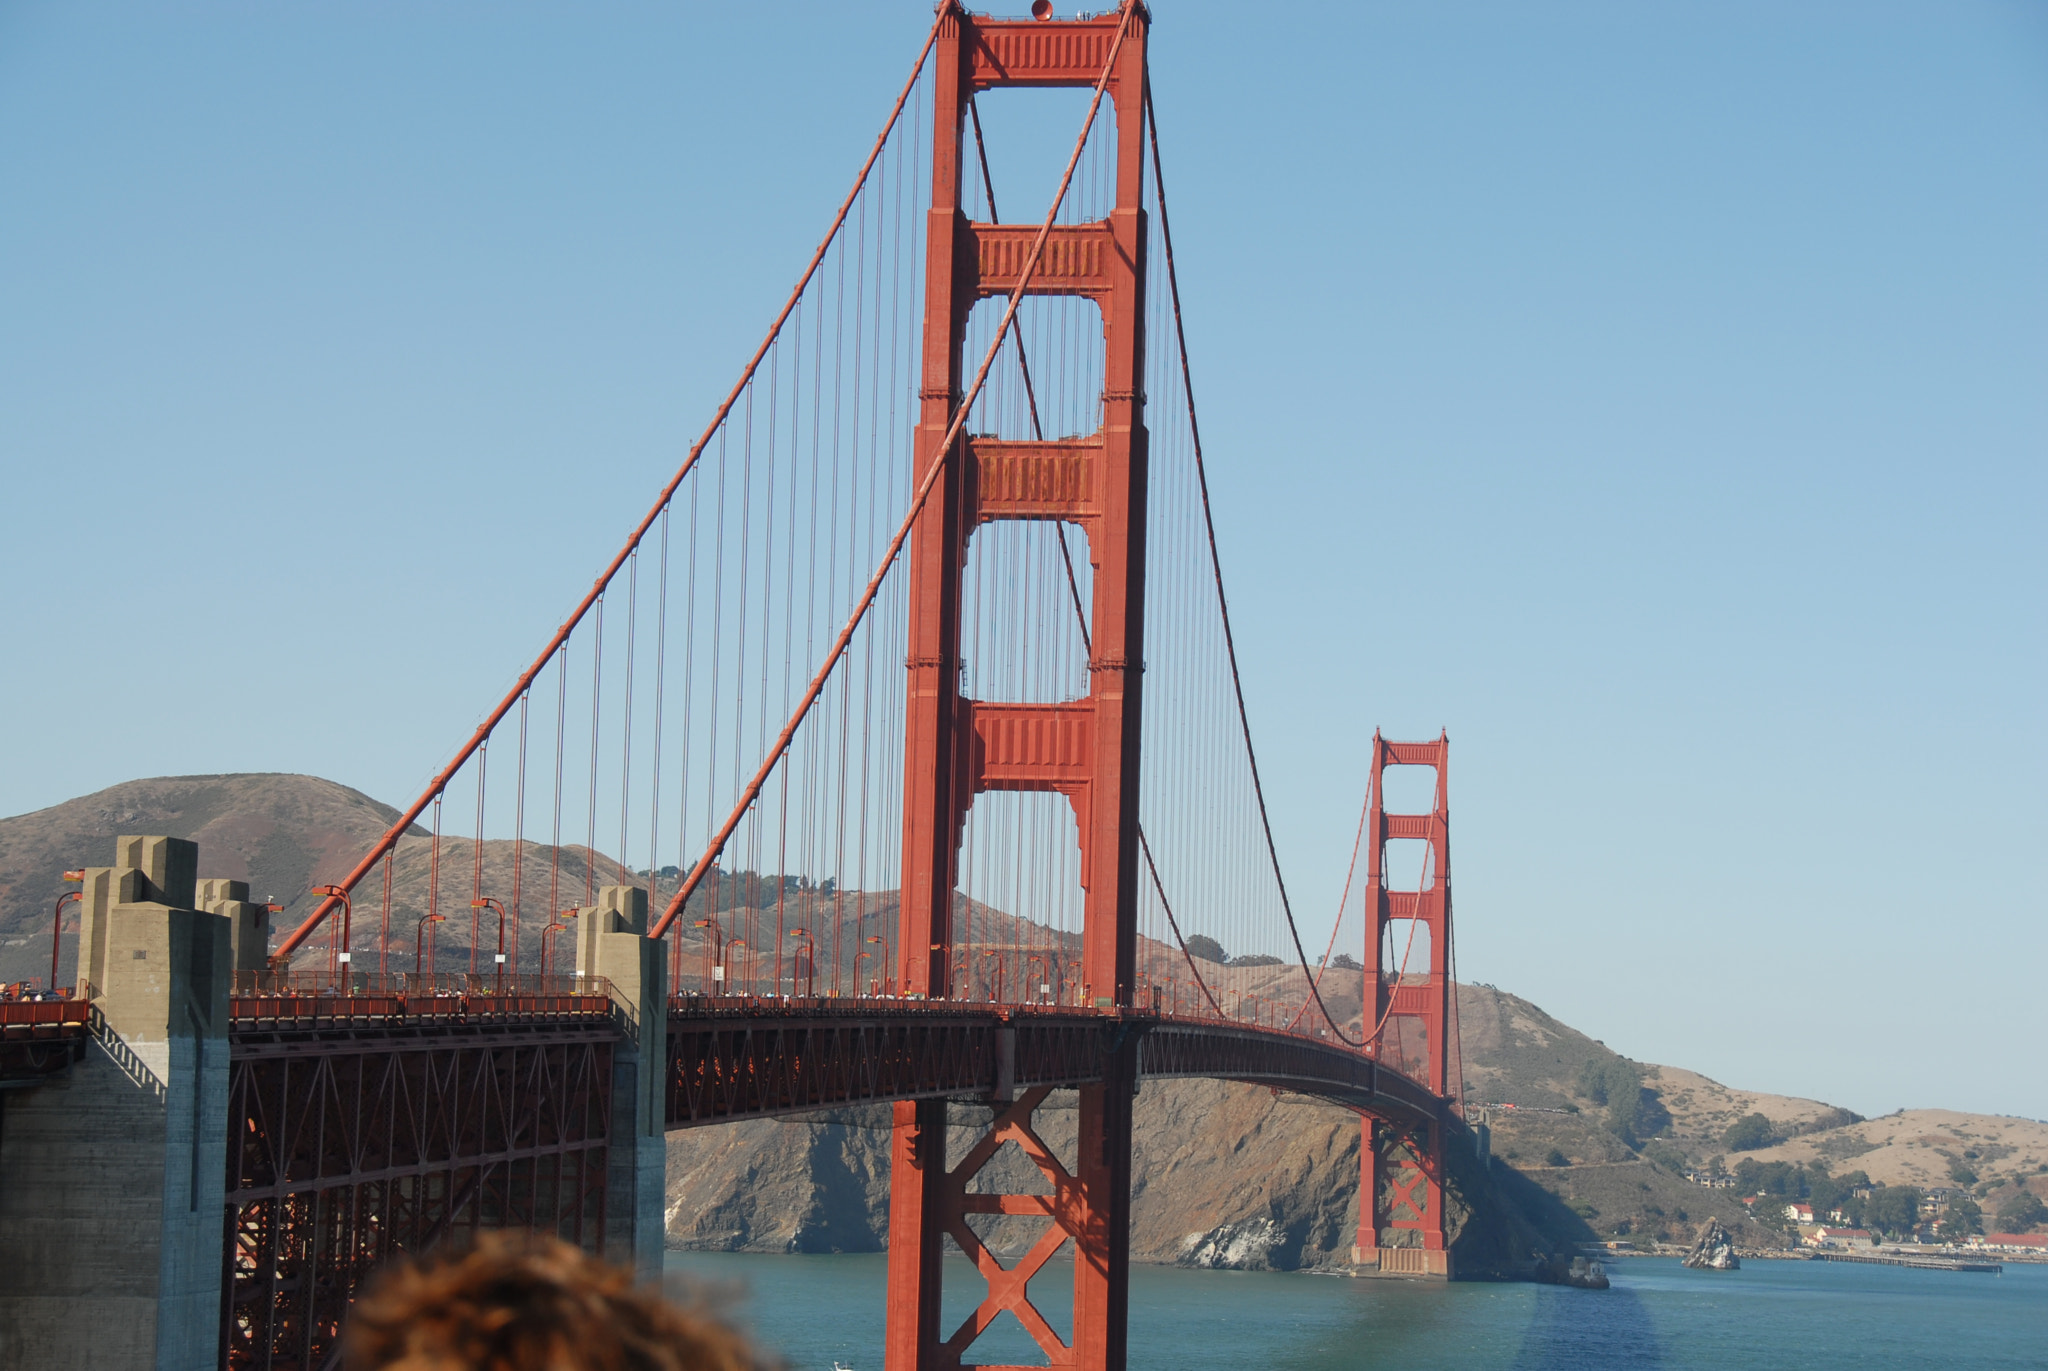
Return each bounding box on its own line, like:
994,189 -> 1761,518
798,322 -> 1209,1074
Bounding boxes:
890,2 -> 1150,1367
1356,731 -> 1457,1277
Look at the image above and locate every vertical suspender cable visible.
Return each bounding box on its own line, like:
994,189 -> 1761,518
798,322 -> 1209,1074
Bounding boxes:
273,16 -> 945,959
652,1 -> 1143,941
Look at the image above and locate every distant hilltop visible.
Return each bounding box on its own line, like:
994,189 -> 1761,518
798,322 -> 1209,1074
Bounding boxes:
4,773 -> 2043,1262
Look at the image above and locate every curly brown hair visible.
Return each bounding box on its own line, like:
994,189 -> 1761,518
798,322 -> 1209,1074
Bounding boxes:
343,1233 -> 765,1371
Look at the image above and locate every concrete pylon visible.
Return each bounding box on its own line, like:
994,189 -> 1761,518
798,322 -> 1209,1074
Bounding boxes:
194,878 -> 271,973
0,836 -> 231,1371
575,885 -> 667,1283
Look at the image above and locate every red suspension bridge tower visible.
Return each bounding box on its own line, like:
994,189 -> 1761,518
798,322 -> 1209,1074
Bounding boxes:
891,4 -> 1150,1367
1356,730 -> 1458,1277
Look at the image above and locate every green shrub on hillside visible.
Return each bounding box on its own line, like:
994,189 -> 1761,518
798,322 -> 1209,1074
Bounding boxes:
1575,1057 -> 1657,1145
1939,1196 -> 1982,1241
1723,1113 -> 1776,1152
1865,1185 -> 1922,1238
1999,1190 -> 2047,1231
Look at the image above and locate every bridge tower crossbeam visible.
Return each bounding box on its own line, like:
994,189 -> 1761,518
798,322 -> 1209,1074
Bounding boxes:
890,4 -> 1150,1367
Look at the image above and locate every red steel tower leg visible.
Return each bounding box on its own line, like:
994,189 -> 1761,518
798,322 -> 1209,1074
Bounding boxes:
890,5 -> 1150,1367
1354,731 -> 1455,1279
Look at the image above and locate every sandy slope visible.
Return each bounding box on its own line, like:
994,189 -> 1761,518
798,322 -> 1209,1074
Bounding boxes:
1736,1109 -> 2048,1189
1641,1064 -> 1844,1145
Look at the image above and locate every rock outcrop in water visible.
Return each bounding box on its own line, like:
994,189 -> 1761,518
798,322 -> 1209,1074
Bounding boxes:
1177,1218 -> 1283,1270
1682,1220 -> 1740,1270
1532,1254 -> 1610,1289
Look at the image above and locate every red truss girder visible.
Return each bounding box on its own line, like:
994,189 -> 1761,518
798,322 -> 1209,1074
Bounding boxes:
222,1020 -> 618,1371
663,1004 -> 1448,1138
665,1005 -> 1104,1128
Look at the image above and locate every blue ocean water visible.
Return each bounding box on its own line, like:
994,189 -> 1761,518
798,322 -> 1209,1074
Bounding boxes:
665,1251 -> 2047,1370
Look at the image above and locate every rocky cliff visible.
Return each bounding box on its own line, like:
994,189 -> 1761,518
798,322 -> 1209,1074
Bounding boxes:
663,1076 -> 1577,1276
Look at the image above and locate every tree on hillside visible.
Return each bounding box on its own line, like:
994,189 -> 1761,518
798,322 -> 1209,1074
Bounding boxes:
1722,1113 -> 1776,1152
1183,934 -> 1226,964
1573,1057 -> 1655,1145
1865,1185 -> 1922,1238
1328,953 -> 1362,970
1938,1196 -> 1982,1242
1999,1190 -> 2047,1232
1808,1169 -> 1871,1226
1735,1158 -> 1803,1198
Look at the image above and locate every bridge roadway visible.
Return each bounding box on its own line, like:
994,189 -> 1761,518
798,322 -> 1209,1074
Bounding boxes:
214,986 -> 1451,1135
663,996 -> 1449,1134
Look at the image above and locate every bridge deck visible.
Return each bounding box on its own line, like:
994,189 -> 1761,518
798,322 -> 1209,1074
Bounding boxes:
662,998 -> 1448,1132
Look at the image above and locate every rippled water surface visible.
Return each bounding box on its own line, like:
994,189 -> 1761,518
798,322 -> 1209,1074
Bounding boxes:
666,1251 -> 2047,1370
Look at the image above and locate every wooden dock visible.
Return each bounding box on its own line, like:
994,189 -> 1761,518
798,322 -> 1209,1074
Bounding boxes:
1809,1251 -> 2002,1274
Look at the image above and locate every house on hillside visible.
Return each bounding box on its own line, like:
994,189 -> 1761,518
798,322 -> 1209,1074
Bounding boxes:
1783,1203 -> 1815,1224
1921,1187 -> 1960,1214
1809,1226 -> 1873,1249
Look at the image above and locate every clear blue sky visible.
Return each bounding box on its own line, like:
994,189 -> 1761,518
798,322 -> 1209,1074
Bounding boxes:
3,2 -> 2042,1120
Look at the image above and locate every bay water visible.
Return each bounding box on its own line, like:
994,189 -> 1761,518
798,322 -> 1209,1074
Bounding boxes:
666,1251 -> 2046,1370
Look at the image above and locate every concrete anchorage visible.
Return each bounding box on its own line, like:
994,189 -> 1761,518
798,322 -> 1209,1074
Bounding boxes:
574,884 -> 668,1283
0,837 -> 233,1371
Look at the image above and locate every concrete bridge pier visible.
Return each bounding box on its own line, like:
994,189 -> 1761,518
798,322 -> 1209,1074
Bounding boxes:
0,836 -> 232,1371
574,885 -> 667,1283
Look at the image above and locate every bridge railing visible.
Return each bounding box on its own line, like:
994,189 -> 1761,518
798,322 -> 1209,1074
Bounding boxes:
666,991 -> 1353,1044
229,970 -> 615,1029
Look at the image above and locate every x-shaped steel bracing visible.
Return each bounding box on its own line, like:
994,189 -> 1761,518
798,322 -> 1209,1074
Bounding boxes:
939,1086 -> 1081,1366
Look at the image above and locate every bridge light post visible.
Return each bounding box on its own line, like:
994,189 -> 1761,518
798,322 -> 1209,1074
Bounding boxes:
471,898 -> 508,992
865,934 -> 889,997
788,927 -> 815,998
51,871 -> 82,995
539,919 -> 570,979
312,885 -> 353,987
693,917 -> 724,995
414,911 -> 445,978
1025,954 -> 1051,1004
979,948 -> 1005,1004
724,938 -> 748,998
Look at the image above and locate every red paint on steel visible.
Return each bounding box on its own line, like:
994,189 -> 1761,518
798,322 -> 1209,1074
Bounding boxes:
889,7 -> 1145,1369
1354,731 -> 1455,1268
49,885 -> 80,994
220,1011 -> 617,1370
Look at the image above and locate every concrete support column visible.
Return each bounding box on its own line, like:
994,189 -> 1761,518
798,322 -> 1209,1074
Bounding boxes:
195,878 -> 272,975
0,836 -> 232,1370
575,885 -> 667,1283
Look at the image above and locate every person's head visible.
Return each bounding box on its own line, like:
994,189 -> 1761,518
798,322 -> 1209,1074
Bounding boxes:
344,1232 -> 764,1371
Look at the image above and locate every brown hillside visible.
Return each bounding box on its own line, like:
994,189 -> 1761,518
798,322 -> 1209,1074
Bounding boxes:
0,774 -> 412,985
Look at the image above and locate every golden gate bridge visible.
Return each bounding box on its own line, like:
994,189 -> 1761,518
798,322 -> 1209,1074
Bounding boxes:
0,7 -> 1469,1369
